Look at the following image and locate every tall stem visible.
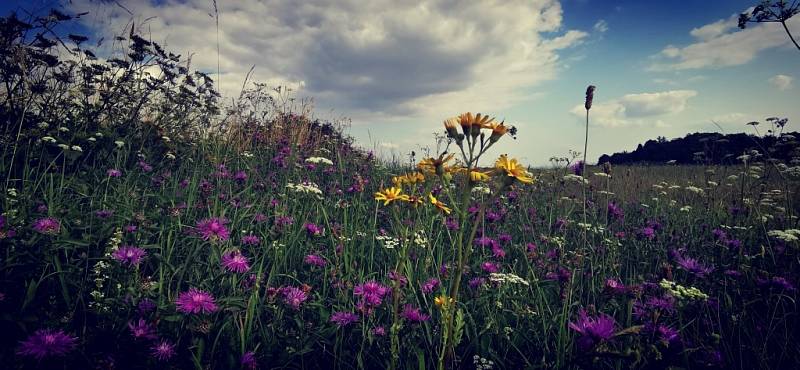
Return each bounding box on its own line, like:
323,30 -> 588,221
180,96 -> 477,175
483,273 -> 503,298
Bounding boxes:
781,20 -> 800,51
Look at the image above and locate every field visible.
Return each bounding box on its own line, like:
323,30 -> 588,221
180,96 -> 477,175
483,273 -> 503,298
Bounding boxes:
2,10 -> 800,370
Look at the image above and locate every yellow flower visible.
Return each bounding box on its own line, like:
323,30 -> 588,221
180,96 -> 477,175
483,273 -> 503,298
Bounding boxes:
434,295 -> 454,309
405,195 -> 425,207
374,187 -> 410,206
443,117 -> 461,142
469,170 -> 491,182
418,153 -> 456,176
484,121 -> 510,143
495,154 -> 534,184
428,193 -> 452,214
393,172 -> 426,186
458,112 -> 496,137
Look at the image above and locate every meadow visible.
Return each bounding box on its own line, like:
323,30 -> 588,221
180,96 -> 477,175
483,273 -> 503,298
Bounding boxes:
2,11 -> 800,370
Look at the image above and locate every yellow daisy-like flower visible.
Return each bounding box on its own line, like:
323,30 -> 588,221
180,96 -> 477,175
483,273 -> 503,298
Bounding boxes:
418,153 -> 456,176
393,172 -> 426,186
458,112 -> 496,137
469,170 -> 491,182
428,193 -> 452,214
495,154 -> 534,184
484,121 -> 510,143
374,187 -> 410,206
434,295 -> 454,309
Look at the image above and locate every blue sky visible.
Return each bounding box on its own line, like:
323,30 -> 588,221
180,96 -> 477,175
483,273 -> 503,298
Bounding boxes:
3,0 -> 799,166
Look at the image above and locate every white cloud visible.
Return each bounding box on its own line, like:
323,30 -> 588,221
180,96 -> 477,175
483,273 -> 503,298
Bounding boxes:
593,19 -> 608,33
68,0 -> 586,121
569,90 -> 697,128
650,14 -> 800,71
768,74 -> 793,90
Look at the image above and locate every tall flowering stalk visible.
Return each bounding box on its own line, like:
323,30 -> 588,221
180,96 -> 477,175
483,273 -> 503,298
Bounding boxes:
374,112 -> 532,369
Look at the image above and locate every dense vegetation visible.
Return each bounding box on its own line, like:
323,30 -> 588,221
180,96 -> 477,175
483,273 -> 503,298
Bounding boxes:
598,129 -> 800,165
2,10 -> 800,370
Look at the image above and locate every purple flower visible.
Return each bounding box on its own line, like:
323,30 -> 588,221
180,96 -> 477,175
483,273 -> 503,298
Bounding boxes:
304,222 -> 323,237
138,298 -> 157,315
469,277 -> 487,290
769,276 -> 796,291
128,319 -> 157,340
107,169 -> 122,177
400,305 -> 430,323
354,281 -> 390,307
481,261 -> 500,273
304,254 -> 327,267
95,209 -> 114,219
640,226 -> 656,240
674,254 -> 713,278
112,245 -> 147,267
196,217 -> 230,242
656,325 -> 680,346
221,250 -> 251,273
445,217 -> 459,231
138,160 -> 153,172
17,329 -> 77,360
175,288 -> 218,315
371,326 -> 386,336
420,278 -> 440,294
241,351 -> 257,370
607,202 -> 624,221
491,245 -> 506,258
151,340 -> 176,361
254,213 -> 268,223
32,217 -> 60,235
241,234 -> 260,246
569,160 -> 584,176
604,278 -> 627,295
282,287 -> 308,310
234,171 -> 248,182
568,309 -> 618,351
387,271 -> 408,287
330,311 -> 359,327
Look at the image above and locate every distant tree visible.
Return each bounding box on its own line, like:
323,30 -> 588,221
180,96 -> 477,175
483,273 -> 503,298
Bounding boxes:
738,0 -> 800,51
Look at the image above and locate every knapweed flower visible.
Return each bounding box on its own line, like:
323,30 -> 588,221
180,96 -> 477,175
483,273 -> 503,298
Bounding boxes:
151,340 -> 176,361
674,254 -> 713,278
607,202 -> 624,221
604,278 -> 627,295
568,309 -> 618,351
330,311 -> 359,327
481,261 -> 500,273
33,217 -> 60,235
371,326 -> 387,336
17,329 -> 78,360
374,187 -> 409,206
241,351 -> 257,370
175,288 -> 218,315
421,278 -> 440,294
304,254 -> 327,267
196,217 -> 230,242
221,250 -> 251,273
283,286 -> 309,310
112,245 -> 147,267
241,234 -> 260,246
128,319 -> 157,340
354,281 -> 390,307
428,193 -> 452,214
107,169 -> 122,177
304,222 -> 323,237
494,155 -> 534,184
400,305 -> 430,323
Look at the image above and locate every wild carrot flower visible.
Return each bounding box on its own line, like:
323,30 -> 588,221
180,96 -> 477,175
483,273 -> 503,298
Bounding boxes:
282,287 -> 308,310
374,187 -> 409,206
112,245 -> 147,267
304,254 -> 327,267
400,305 -> 430,323
151,340 -> 176,361
17,329 -> 77,360
33,217 -> 60,235
568,309 -> 617,351
330,311 -> 359,327
196,217 -> 230,242
221,250 -> 251,273
175,288 -> 218,315
128,319 -> 157,340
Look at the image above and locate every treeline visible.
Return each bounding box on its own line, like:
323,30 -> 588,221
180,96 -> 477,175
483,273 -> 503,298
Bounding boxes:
598,131 -> 800,165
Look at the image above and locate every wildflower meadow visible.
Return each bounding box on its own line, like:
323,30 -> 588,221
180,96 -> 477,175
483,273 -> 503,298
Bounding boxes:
2,7 -> 800,370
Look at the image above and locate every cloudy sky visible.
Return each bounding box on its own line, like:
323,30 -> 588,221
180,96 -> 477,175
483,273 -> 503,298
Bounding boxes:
4,0 -> 799,165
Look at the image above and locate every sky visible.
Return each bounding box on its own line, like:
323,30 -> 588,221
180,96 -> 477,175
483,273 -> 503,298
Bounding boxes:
3,0 -> 799,166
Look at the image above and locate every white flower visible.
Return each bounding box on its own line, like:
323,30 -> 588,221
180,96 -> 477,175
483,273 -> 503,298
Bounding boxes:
41,136 -> 57,143
71,145 -> 83,152
242,151 -> 254,158
593,172 -> 611,178
563,174 -> 588,185
87,137 -> 97,142
685,186 -> 704,195
680,205 -> 692,212
58,127 -> 70,132
165,153 -> 176,160
472,185 -> 492,195
94,132 -> 104,138
488,273 -> 529,286
37,122 -> 49,129
161,136 -> 171,143
286,181 -> 324,196
114,140 -> 125,148
57,144 -> 69,150
305,157 -> 334,165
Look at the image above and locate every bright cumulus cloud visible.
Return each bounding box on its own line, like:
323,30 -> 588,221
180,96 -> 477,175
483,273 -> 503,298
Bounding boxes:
769,74 -> 793,90
649,13 -> 800,71
569,90 -> 697,128
67,0 -> 586,120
